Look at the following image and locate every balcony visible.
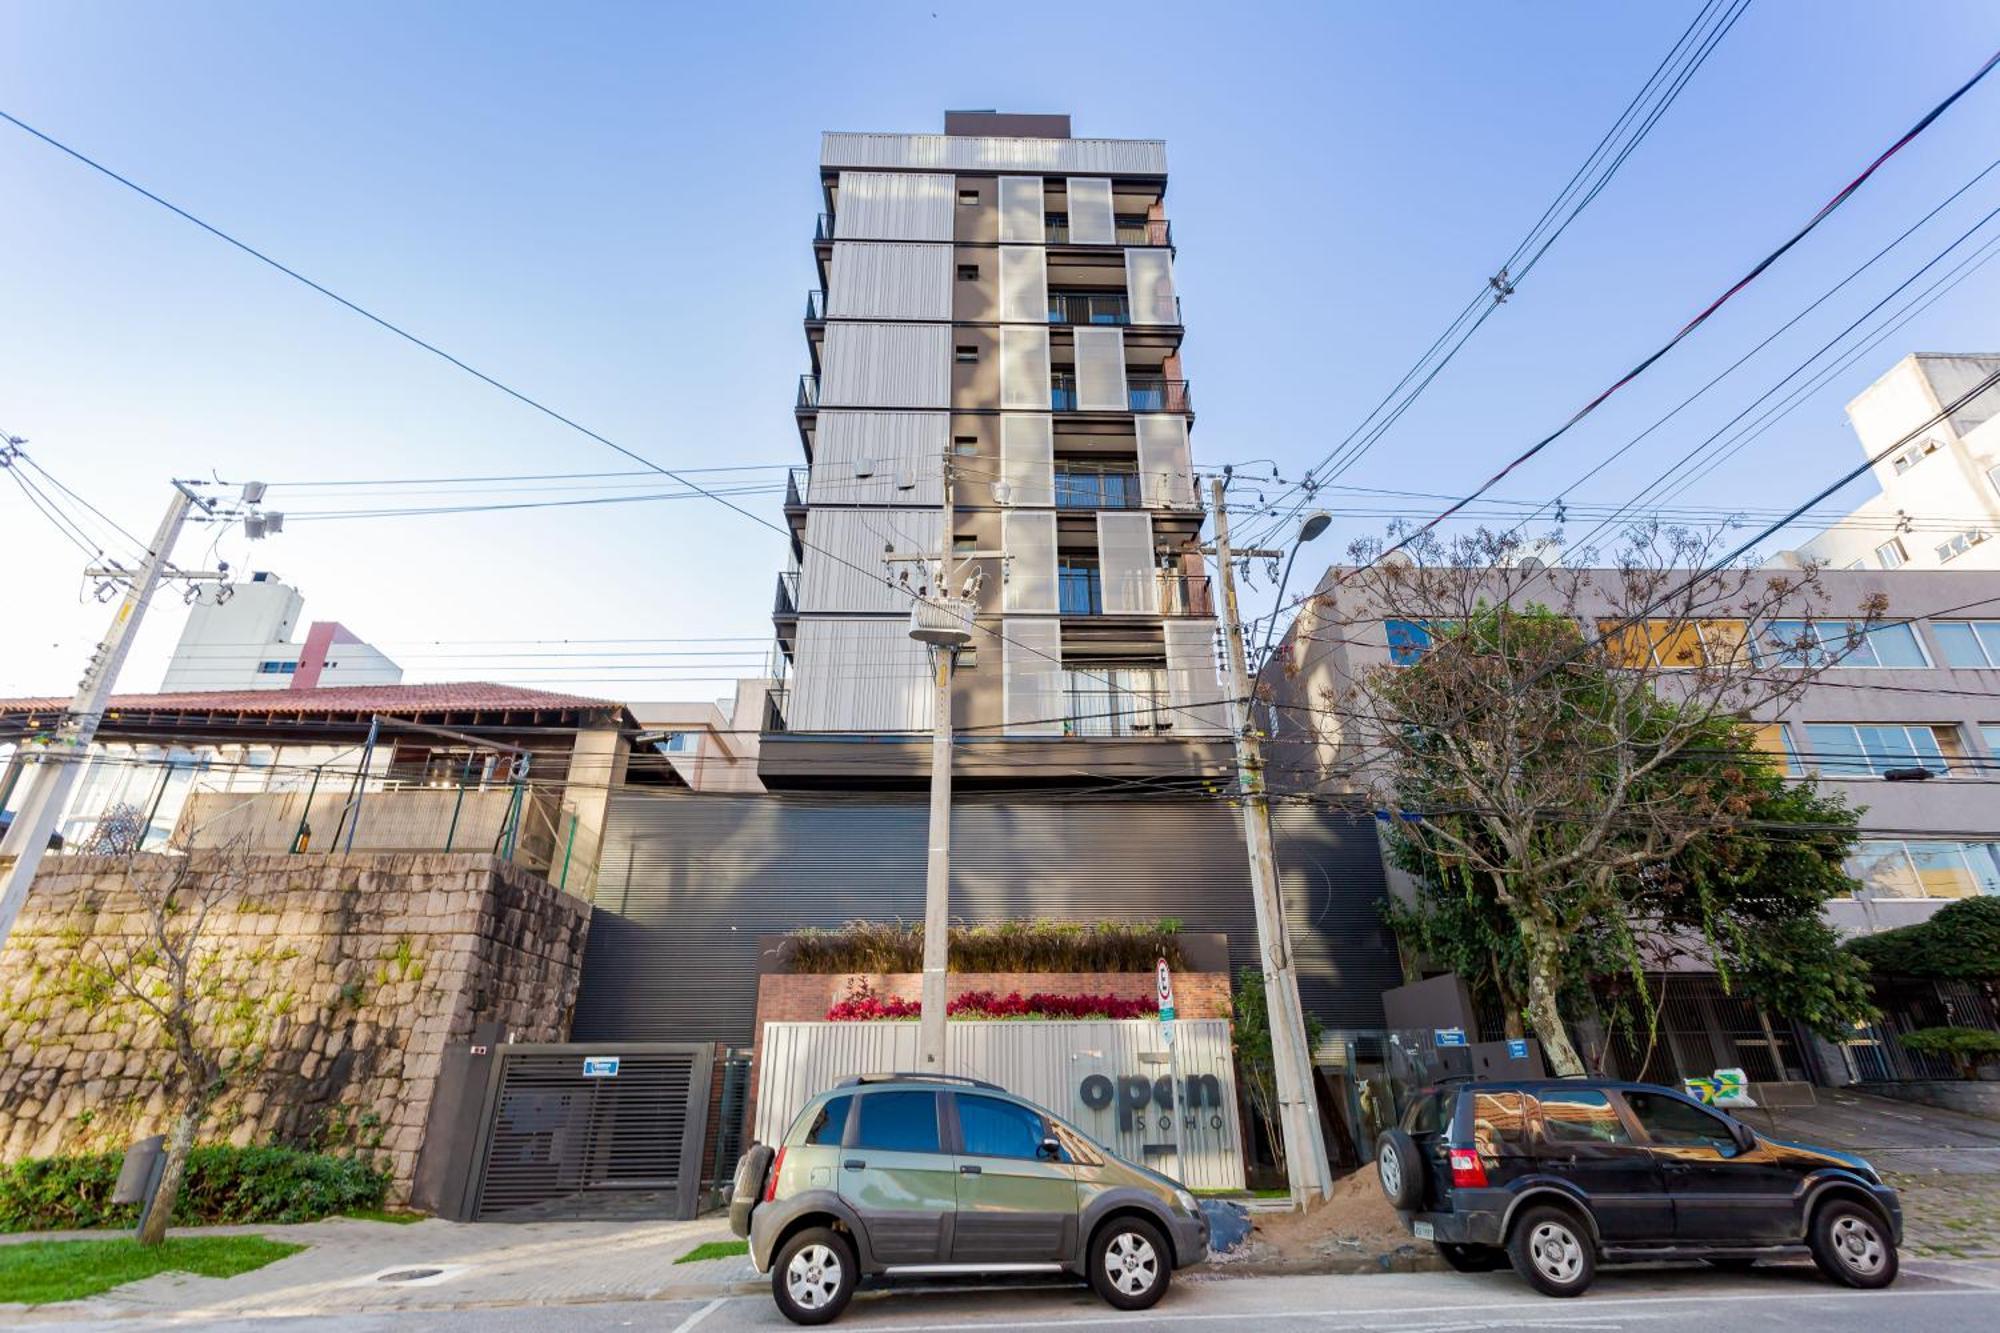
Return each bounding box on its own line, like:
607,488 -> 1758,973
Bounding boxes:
1044,216 -> 1174,248
1047,290 -> 1180,327
1050,375 -> 1192,414
1158,572 -> 1214,617
774,569 -> 799,617
797,374 -> 820,409
764,685 -> 790,734
815,212 -> 834,242
784,466 -> 807,511
1055,565 -> 1213,617
805,289 -> 827,322
1061,666 -> 1174,737
1054,467 -> 1143,510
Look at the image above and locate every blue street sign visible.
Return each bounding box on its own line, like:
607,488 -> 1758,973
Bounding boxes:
1507,1038 -> 1530,1060
582,1056 -> 620,1078
1434,1028 -> 1468,1048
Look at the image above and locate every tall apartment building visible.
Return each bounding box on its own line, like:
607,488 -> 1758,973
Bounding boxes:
761,111 -> 1232,787
1779,353 -> 2000,573
159,571 -> 402,693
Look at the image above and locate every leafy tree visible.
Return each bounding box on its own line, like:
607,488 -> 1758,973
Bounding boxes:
1233,968 -> 1322,1171
1898,1026 -> 2000,1081
1846,897 -> 2000,981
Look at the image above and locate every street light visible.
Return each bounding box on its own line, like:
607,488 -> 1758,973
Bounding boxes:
1257,510 -> 1333,667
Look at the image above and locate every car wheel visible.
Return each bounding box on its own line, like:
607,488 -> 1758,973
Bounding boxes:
1375,1129 -> 1425,1210
1506,1204 -> 1595,1298
1809,1199 -> 1898,1290
1089,1216 -> 1171,1311
1436,1241 -> 1507,1272
772,1227 -> 856,1325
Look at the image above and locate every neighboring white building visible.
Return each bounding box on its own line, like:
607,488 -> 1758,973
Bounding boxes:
1781,353 -> 2000,573
629,680 -> 770,792
158,571 -> 402,692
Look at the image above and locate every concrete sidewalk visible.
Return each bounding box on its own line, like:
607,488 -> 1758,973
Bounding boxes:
0,1215 -> 759,1325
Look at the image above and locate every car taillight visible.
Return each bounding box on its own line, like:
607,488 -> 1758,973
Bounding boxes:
763,1147 -> 785,1202
1448,1147 -> 1487,1188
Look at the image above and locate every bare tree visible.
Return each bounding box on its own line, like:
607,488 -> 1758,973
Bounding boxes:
1297,525 -> 1876,1075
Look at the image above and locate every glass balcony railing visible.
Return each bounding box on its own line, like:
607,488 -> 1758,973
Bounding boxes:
814,212 -> 834,242
797,374 -> 820,408
784,467 -> 807,509
805,289 -> 826,321
1048,291 -> 1130,325
1050,375 -> 1192,414
774,570 -> 799,617
1054,470 -> 1143,509
1044,216 -> 1174,248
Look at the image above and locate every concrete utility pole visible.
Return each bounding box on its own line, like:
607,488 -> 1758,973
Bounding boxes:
1207,476 -> 1334,1205
0,482 -> 203,949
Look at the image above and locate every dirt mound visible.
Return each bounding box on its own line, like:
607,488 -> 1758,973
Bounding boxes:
1207,1168 -> 1423,1271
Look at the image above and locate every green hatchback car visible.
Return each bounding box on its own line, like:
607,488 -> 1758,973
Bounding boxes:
729,1073 -> 1209,1324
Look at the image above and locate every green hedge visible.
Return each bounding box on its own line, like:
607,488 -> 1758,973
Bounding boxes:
0,1145 -> 389,1233
1846,897 -> 2000,981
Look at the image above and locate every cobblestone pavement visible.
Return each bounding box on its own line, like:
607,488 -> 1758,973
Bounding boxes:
1891,1171 -> 2000,1259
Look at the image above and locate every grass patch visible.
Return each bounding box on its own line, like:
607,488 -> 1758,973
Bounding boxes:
675,1239 -> 749,1265
0,1235 -> 304,1305
341,1209 -> 425,1225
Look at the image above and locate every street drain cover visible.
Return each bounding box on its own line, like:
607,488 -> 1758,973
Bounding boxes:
378,1268 -> 444,1283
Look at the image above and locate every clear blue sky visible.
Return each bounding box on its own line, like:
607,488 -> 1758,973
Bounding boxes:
3,1 -> 1998,699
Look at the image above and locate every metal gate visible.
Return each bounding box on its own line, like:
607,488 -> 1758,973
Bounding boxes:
467,1043 -> 713,1221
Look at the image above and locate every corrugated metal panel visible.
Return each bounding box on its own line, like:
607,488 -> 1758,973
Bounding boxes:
810,412 -> 946,506
998,175 -> 1046,243
827,242 -> 952,320
1135,415 -> 1195,510
786,618 -> 933,732
1066,178 -> 1116,245
997,245 -> 1048,324
1125,249 -> 1177,326
999,414 -> 1053,507
836,171 -> 955,240
1097,512 -> 1157,614
575,797 -> 1399,1045
1073,327 -> 1127,412
1165,621 -> 1229,735
800,509 -> 942,613
1000,326 -> 1052,411
1003,510 -> 1057,612
758,1020 -> 1245,1190
824,133 -> 1167,176
1004,617 -> 1064,735
822,323 -> 952,408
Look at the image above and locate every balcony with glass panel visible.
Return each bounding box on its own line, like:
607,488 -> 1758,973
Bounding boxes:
1043,213 -> 1173,248
1061,663 -> 1173,736
1050,374 -> 1192,414
1054,465 -> 1143,510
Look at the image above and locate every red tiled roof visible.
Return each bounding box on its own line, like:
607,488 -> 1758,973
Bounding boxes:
0,681 -> 626,718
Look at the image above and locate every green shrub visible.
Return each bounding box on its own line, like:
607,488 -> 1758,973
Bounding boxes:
1846,898 -> 2000,981
1899,1026 -> 2000,1081
785,918 -> 1188,975
0,1145 -> 390,1233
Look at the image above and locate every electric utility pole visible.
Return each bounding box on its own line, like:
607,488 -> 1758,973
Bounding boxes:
1206,475 -> 1334,1204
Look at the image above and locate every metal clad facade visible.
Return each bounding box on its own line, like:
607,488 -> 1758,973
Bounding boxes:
1002,510 -> 1058,611
998,176 -> 1046,243
1096,512 -> 1157,614
575,797 -> 1400,1044
799,509 -> 942,613
757,1020 -> 1245,1190
997,245 -> 1049,324
835,171 -> 955,240
810,412 -> 947,506
1066,178 -> 1116,245
1124,249 -> 1177,326
999,413 -> 1054,507
1000,326 -> 1052,410
1164,621 -> 1229,735
1073,327 -> 1127,411
1135,415 -> 1195,509
1003,616 -> 1064,735
827,242 -> 952,320
823,133 -> 1168,176
821,323 -> 952,408
786,618 -> 933,732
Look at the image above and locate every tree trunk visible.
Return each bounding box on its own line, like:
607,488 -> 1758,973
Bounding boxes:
1492,955 -> 1525,1040
1519,919 -> 1585,1076
138,1103 -> 203,1247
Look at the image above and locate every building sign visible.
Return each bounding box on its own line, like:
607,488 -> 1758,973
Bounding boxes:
1078,1072 -> 1223,1133
1507,1038 -> 1529,1060
1157,958 -> 1176,1047
581,1056 -> 620,1078
1434,1027 -> 1468,1048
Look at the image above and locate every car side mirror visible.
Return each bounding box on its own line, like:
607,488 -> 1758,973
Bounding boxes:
1038,1137 -> 1063,1162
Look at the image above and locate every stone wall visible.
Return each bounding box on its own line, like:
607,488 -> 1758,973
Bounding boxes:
0,851 -> 590,1197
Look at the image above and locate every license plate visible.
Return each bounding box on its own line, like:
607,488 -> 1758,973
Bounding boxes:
1413,1220 -> 1435,1240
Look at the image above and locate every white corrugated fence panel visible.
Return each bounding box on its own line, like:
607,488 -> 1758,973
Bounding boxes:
800,509 -> 943,612
1001,326 -> 1052,411
835,171 -> 955,241
1066,178 -> 1115,245
810,412 -> 946,506
1097,512 -> 1157,614
999,414 -> 1054,507
821,324 -> 951,408
1003,617 -> 1064,736
1135,415 -> 1195,509
1165,620 -> 1229,735
823,134 -> 1168,176
827,243 -> 952,320
1125,249 -> 1177,326
998,175 -> 1046,243
757,1019 -> 1244,1190
787,618 -> 933,734
1073,327 -> 1128,412
1003,509 -> 1057,612
998,245 -> 1048,324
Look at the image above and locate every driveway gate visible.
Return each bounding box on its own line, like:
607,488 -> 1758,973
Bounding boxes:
467,1043 -> 713,1221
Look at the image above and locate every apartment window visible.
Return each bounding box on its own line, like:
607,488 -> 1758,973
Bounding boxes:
1750,723 -> 1803,776
1875,538 -> 1907,570
1598,619 -> 1747,668
955,345 -> 978,364
952,535 -> 977,556
653,732 -> 689,753
1845,839 -> 2000,899
257,660 -> 297,674
957,264 -> 979,281
1386,619 -> 1433,666
1936,528 -> 1989,563
1892,437 -> 1941,474
953,436 -> 979,457
1058,557 -> 1102,615
1803,723 -> 1955,777
1061,662 -> 1168,736
958,189 -> 979,207
1759,619 -> 1928,668
1982,723 -> 2000,755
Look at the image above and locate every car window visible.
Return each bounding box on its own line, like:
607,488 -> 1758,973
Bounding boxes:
1470,1090 -> 1530,1156
804,1095 -> 851,1146
1625,1091 -> 1740,1154
853,1090 -> 940,1154
1538,1089 -> 1632,1145
1405,1091 -> 1447,1136
957,1094 -> 1055,1160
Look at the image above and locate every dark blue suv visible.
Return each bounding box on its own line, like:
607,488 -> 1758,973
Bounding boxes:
1376,1078 -> 1901,1297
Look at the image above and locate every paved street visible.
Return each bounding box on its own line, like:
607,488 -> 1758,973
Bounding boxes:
10,1261 -> 2000,1333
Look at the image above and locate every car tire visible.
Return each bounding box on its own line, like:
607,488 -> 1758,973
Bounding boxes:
728,1144 -> 775,1238
1809,1199 -> 1898,1290
1436,1241 -> 1507,1272
1506,1204 -> 1595,1298
1089,1216 -> 1172,1311
1375,1129 -> 1426,1210
772,1226 -> 856,1325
